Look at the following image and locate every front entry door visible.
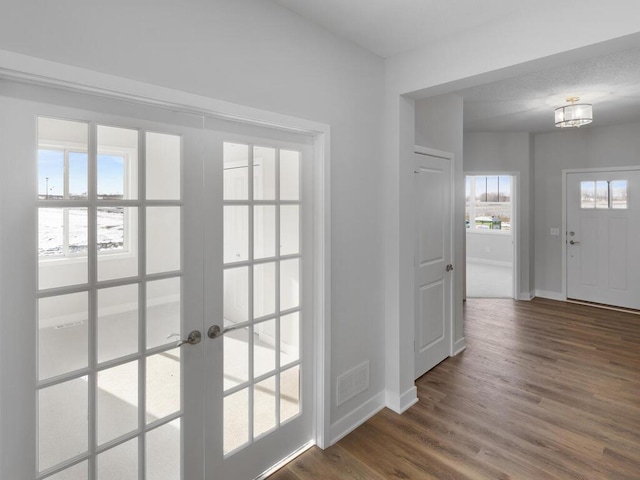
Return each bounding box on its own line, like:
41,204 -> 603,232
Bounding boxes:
0,82 -> 314,480
414,150 -> 453,379
566,169 -> 640,310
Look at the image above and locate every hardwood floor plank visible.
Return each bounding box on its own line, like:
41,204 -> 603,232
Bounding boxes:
270,298 -> 640,479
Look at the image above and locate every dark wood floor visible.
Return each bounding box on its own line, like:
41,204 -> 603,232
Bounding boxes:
270,298 -> 640,479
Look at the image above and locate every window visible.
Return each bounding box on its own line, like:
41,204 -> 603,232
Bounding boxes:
38,118 -> 138,260
580,180 -> 628,209
465,175 -> 512,231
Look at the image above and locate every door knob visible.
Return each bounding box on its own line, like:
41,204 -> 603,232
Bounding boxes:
569,240 -> 580,245
446,264 -> 454,272
171,330 -> 202,347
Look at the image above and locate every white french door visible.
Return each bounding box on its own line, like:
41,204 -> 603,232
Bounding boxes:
0,82 -> 315,480
565,169 -> 640,310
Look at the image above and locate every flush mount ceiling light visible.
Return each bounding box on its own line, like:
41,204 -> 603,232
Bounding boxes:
555,96 -> 593,128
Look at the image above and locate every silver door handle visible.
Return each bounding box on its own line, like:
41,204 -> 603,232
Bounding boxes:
569,240 -> 580,245
207,324 -> 244,339
168,330 -> 202,347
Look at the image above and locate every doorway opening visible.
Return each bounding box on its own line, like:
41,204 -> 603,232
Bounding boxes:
465,174 -> 516,298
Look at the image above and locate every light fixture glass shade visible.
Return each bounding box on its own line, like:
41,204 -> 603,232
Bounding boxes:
555,103 -> 593,128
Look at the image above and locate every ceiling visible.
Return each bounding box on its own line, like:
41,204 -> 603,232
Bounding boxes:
273,0 -> 640,133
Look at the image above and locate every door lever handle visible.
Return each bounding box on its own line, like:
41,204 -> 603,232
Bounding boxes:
168,330 -> 202,347
569,240 -> 580,245
207,324 -> 244,339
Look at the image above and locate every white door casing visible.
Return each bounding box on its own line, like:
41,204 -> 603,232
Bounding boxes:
565,169 -> 640,310
0,80 -> 322,480
414,149 -> 454,379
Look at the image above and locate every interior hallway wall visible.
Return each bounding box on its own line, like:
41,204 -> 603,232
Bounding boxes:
533,122 -> 640,298
0,0 -> 386,432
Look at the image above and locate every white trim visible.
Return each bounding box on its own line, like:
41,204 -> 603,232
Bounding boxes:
562,165 -> 640,305
414,144 -> 451,159
385,386 -> 418,414
0,49 -> 332,457
518,292 -> 535,301
534,290 -> 564,301
453,338 -> 466,356
329,390 -> 385,445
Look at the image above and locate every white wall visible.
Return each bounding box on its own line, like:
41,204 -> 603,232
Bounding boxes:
0,0 -> 386,434
534,122 -> 640,297
466,232 -> 513,264
415,95 -> 464,343
464,132 -> 534,298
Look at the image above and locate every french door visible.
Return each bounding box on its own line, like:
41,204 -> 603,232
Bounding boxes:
0,82 -> 314,479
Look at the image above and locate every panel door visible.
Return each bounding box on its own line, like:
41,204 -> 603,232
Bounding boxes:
414,152 -> 453,379
566,170 -> 640,309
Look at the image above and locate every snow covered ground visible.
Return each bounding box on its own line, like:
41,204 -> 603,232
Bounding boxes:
39,207 -> 125,256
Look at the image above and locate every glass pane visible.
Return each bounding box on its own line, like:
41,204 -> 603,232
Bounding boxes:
254,262 -> 276,319
280,259 -> 300,311
254,319 -> 276,378
146,206 -> 181,275
498,176 -> 511,202
280,312 -> 300,367
253,146 -> 276,200
580,181 -> 595,209
280,365 -> 300,423
68,152 -> 88,199
254,376 -> 276,438
596,180 -> 609,209
97,438 -> 138,480
224,206 -> 248,264
97,125 -> 138,200
98,207 -> 138,281
97,361 -> 138,445
280,150 -> 300,201
46,461 -> 88,480
39,377 -> 88,471
254,205 -> 276,259
39,208 -> 88,290
98,284 -> 138,363
38,149 -> 64,200
147,132 -> 181,200
224,388 -> 249,455
38,292 -> 88,380
224,142 -> 249,200
475,176 -> 487,202
611,180 -> 628,209
485,176 -> 499,201
146,349 -> 180,423
146,277 -> 181,350
38,117 -> 88,201
224,267 -> 248,326
224,326 -> 249,391
146,419 -> 180,480
280,205 -> 299,256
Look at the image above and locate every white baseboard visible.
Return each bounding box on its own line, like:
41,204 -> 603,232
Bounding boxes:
453,338 -> 466,355
329,390 -> 385,445
518,292 -> 534,301
385,385 -> 418,414
535,290 -> 564,301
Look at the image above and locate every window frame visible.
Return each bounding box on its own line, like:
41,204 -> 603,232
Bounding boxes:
465,174 -> 513,235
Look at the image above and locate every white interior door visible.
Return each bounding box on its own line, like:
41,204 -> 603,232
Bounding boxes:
0,81 -> 315,480
414,151 -> 453,379
566,169 -> 640,310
